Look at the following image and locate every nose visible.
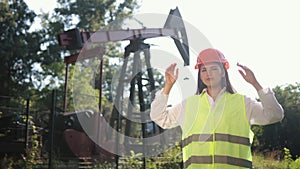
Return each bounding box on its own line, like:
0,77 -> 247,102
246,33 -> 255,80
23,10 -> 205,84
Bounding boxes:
207,69 -> 213,77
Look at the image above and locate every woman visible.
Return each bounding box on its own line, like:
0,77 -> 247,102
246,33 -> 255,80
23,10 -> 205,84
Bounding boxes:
150,48 -> 284,169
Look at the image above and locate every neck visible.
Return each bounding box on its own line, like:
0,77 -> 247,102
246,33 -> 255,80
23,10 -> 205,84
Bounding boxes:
207,86 -> 223,100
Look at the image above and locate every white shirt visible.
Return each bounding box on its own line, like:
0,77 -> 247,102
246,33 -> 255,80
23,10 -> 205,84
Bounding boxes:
150,88 -> 284,129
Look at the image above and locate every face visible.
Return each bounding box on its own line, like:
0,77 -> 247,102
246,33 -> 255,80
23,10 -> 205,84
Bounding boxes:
199,62 -> 225,88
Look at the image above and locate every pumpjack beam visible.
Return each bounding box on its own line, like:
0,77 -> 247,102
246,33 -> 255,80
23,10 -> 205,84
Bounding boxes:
58,8 -> 189,66
64,47 -> 105,64
89,28 -> 176,43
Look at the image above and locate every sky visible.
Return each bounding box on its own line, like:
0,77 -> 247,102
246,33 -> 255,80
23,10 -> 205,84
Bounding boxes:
24,0 -> 300,101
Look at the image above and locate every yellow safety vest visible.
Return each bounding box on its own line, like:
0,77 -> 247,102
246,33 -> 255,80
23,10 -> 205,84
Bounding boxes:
182,92 -> 253,169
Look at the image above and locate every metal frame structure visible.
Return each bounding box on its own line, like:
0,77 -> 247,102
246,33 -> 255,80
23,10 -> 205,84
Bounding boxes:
57,7 -> 189,168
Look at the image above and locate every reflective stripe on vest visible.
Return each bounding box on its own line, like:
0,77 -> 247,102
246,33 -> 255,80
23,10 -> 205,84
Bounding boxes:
182,92 -> 252,169
185,155 -> 252,168
182,133 -> 250,148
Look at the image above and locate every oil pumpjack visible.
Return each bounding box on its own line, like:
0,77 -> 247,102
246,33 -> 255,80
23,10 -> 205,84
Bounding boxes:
57,7 -> 189,168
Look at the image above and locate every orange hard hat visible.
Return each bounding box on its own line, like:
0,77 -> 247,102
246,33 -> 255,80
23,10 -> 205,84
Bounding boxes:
195,48 -> 229,69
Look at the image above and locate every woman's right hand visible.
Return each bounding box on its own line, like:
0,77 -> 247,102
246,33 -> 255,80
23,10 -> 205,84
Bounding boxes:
163,63 -> 179,94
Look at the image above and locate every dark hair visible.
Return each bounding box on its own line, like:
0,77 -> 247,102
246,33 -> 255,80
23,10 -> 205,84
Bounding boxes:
196,63 -> 235,95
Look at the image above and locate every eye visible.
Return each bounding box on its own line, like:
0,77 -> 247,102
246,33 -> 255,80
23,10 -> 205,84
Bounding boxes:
201,68 -> 207,72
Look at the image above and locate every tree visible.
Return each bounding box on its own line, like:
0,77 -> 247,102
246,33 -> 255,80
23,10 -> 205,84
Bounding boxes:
35,0 -> 139,113
55,0 -> 139,30
252,83 -> 300,159
0,0 -> 43,112
273,83 -> 300,158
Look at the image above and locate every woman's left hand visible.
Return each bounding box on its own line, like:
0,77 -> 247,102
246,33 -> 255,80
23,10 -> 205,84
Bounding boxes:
237,63 -> 263,91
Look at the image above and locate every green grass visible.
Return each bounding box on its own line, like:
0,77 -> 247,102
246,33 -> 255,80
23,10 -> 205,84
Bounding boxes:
253,154 -> 285,169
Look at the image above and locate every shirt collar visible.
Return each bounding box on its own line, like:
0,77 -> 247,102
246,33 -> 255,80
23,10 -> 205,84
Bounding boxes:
200,87 -> 227,98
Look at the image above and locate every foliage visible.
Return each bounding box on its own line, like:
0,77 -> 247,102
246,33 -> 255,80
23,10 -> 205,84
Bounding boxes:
285,147 -> 294,169
72,59 -> 100,112
290,158 -> 300,169
273,83 -> 300,158
54,0 -> 139,30
5,0 -> 300,168
153,142 -> 183,168
45,0 -> 140,113
252,153 -> 285,169
23,115 -> 42,168
0,155 -> 24,169
1,0 -> 141,166
252,148 -> 300,169
251,83 -> 300,159
0,0 -> 44,104
284,147 -> 300,169
118,143 -> 182,169
0,113 -> 43,169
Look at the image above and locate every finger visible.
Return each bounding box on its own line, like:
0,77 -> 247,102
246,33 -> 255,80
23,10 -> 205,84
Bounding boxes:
165,63 -> 177,79
166,64 -> 172,71
170,64 -> 175,73
167,63 -> 175,72
174,68 -> 179,80
171,63 -> 177,72
166,64 -> 173,75
238,62 -> 251,71
238,69 -> 246,79
237,62 -> 246,69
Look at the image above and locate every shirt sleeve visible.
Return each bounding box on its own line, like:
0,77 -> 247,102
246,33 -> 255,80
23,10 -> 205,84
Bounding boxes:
150,90 -> 186,129
246,88 -> 284,125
